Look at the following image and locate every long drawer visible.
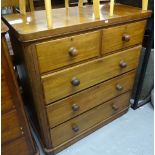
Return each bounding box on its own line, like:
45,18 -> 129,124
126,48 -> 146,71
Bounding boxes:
42,46 -> 141,103
47,70 -> 135,128
50,92 -> 130,147
2,110 -> 22,144
36,30 -> 101,73
102,20 -> 146,54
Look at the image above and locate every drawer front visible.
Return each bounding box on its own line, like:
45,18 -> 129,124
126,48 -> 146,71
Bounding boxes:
2,136 -> 30,155
47,71 -> 135,128
36,31 -> 101,73
2,110 -> 22,144
1,73 -> 14,113
50,92 -> 130,147
42,46 -> 141,103
102,20 -> 146,54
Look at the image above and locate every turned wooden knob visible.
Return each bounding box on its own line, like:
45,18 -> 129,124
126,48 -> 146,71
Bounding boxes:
116,84 -> 123,91
122,34 -> 130,42
72,104 -> 80,112
71,77 -> 80,86
72,124 -> 79,132
119,60 -> 127,68
112,104 -> 119,111
68,47 -> 78,57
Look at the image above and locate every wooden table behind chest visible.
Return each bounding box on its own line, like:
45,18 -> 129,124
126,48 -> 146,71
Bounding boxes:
1,22 -> 38,155
2,3 -> 151,155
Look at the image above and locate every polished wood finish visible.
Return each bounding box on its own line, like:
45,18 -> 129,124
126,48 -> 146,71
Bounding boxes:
50,106 -> 129,154
102,20 -> 146,54
15,42 -> 53,148
47,71 -> 135,128
2,4 -> 151,42
2,4 -> 151,155
2,137 -> 30,155
42,46 -> 141,103
50,92 -> 130,147
36,30 -> 101,73
1,21 -> 38,155
2,110 -> 23,144
1,70 -> 14,113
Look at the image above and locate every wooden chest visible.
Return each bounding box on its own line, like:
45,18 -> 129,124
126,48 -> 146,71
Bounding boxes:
1,22 -> 38,155
2,3 -> 151,155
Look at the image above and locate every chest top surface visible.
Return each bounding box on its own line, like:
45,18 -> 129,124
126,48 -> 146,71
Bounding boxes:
2,3 -> 151,42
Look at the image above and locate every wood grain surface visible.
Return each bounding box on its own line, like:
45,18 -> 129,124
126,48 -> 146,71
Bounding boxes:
36,30 -> 101,73
1,21 -> 37,155
2,110 -> 22,144
102,20 -> 146,54
47,70 -> 135,128
1,4 -> 151,154
1,69 -> 15,113
42,46 -> 141,103
50,92 -> 130,147
2,137 -> 30,155
2,4 -> 151,42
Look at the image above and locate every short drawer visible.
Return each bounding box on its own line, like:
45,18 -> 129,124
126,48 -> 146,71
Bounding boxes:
50,92 -> 130,147
2,110 -> 23,144
47,70 -> 135,128
42,46 -> 141,103
36,31 -> 101,73
102,20 -> 146,54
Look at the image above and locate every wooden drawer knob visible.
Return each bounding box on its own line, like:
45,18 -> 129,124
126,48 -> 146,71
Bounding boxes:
119,60 -> 127,68
112,104 -> 119,111
72,104 -> 80,112
72,124 -> 79,132
68,47 -> 78,57
122,34 -> 130,42
116,84 -> 123,91
71,77 -> 80,86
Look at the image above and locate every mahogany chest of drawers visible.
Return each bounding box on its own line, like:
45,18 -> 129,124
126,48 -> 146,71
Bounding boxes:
3,3 -> 151,155
1,22 -> 38,155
